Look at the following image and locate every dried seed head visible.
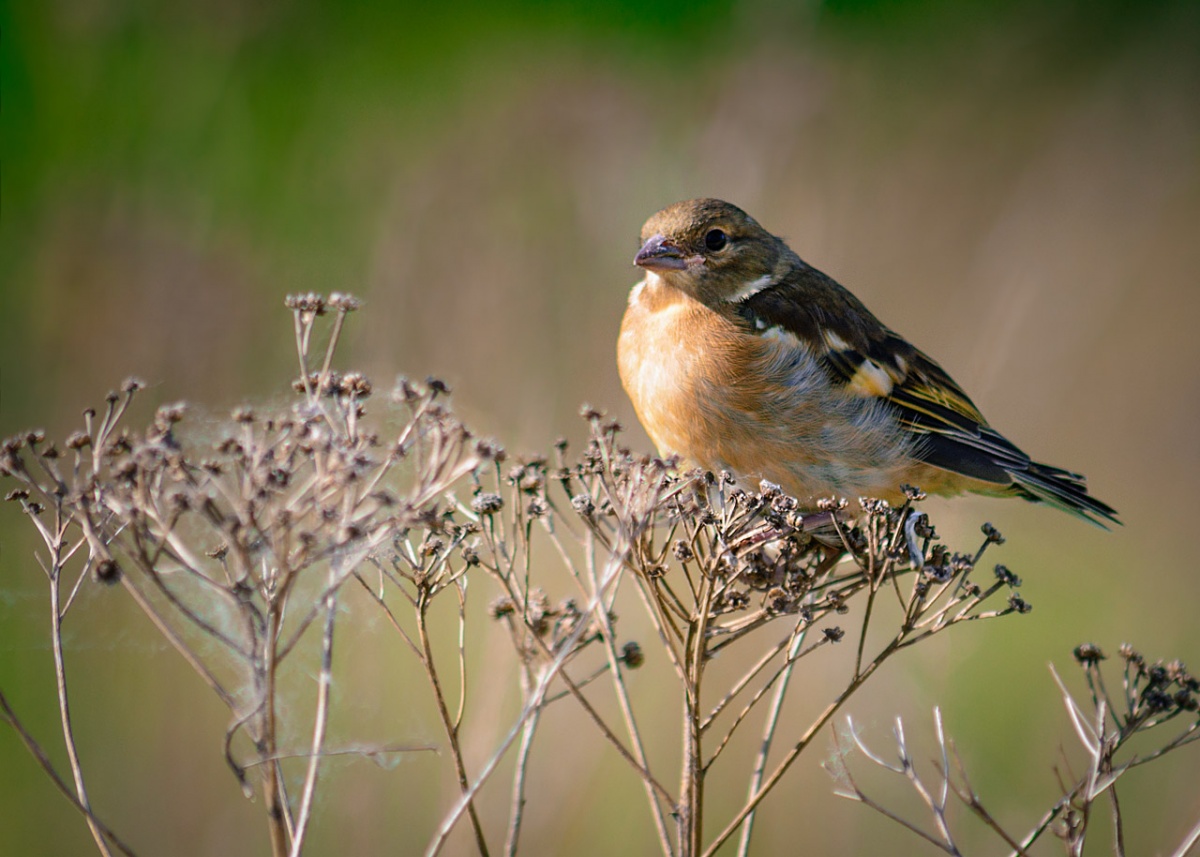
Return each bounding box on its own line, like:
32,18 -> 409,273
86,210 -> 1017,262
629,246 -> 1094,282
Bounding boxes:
93,558 -> 121,585
420,535 -> 444,557
426,377 -> 449,396
621,641 -> 644,669
328,292 -> 362,312
672,539 -> 694,562
1166,660 -> 1192,685
993,564 -> 1021,587
489,596 -> 516,619
475,438 -> 504,462
571,494 -> 595,517
1007,593 -> 1032,614
1073,643 -> 1106,665
518,470 -> 544,494
981,522 -> 1006,544
391,377 -> 421,403
155,402 -> 188,430
949,553 -> 973,575
5,488 -> 30,501
218,438 -> 244,456
579,404 -> 603,421
823,626 -> 845,643
286,293 -> 326,314
758,479 -> 781,498
1143,688 -> 1173,711
901,483 -> 926,501
338,372 -> 372,397
722,589 -> 750,611
770,494 -> 797,514
66,431 -> 91,450
913,516 -> 936,539
471,493 -> 504,515
765,587 -> 789,613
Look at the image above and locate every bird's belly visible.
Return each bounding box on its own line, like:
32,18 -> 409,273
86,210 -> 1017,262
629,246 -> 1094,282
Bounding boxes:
619,297 -> 914,502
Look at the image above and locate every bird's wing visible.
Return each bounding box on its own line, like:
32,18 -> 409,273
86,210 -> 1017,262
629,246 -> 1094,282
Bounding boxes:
732,259 -> 1120,527
735,265 -> 1031,486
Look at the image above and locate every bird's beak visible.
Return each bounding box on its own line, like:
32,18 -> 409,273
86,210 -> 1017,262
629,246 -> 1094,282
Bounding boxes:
634,234 -> 688,272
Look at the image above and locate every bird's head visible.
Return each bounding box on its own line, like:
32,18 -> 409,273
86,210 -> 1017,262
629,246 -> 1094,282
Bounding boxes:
634,198 -> 785,306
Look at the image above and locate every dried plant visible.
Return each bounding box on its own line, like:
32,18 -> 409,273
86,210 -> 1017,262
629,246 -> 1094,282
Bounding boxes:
0,293 -> 1188,857
2,293 -> 481,856
829,644 -> 1200,856
543,424 -> 1026,857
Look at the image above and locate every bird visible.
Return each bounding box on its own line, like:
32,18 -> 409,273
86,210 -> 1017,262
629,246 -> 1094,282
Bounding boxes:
617,198 -> 1119,528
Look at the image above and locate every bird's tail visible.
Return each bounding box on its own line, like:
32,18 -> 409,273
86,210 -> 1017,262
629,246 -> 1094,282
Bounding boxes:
1009,461 -> 1121,529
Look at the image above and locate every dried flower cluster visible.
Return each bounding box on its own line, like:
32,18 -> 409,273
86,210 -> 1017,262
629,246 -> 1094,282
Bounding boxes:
829,641 -> 1200,856
2,293 -> 1192,857
541,415 -> 1028,855
2,296 -> 483,857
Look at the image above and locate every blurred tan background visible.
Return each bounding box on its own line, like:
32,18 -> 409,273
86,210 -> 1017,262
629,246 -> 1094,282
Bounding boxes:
2,1 -> 1199,854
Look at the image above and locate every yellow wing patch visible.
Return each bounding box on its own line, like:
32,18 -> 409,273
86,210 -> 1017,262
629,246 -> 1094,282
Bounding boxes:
845,359 -> 895,398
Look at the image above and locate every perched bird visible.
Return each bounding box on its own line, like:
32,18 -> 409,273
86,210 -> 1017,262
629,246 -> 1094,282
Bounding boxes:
617,198 -> 1119,527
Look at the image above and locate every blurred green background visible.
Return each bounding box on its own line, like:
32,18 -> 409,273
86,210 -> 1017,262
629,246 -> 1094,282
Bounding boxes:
3,0 -> 1199,854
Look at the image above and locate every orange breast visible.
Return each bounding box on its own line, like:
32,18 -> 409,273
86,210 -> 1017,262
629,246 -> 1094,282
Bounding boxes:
618,279 -> 926,503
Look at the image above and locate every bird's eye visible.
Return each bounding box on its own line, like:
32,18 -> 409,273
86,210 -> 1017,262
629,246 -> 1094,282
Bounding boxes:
704,229 -> 729,252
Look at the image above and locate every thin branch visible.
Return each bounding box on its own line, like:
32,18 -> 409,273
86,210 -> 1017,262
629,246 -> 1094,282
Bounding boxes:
417,592 -> 491,857
947,742 -> 1031,856
735,625 -> 808,857
702,639 -> 900,857
0,688 -> 139,857
830,742 -> 960,855
49,539 -> 115,857
288,590 -> 337,857
584,545 -> 674,856
503,700 -> 541,857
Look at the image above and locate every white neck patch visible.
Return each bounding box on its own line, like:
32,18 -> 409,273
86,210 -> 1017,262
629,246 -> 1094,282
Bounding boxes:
628,273 -> 658,305
725,274 -> 774,303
